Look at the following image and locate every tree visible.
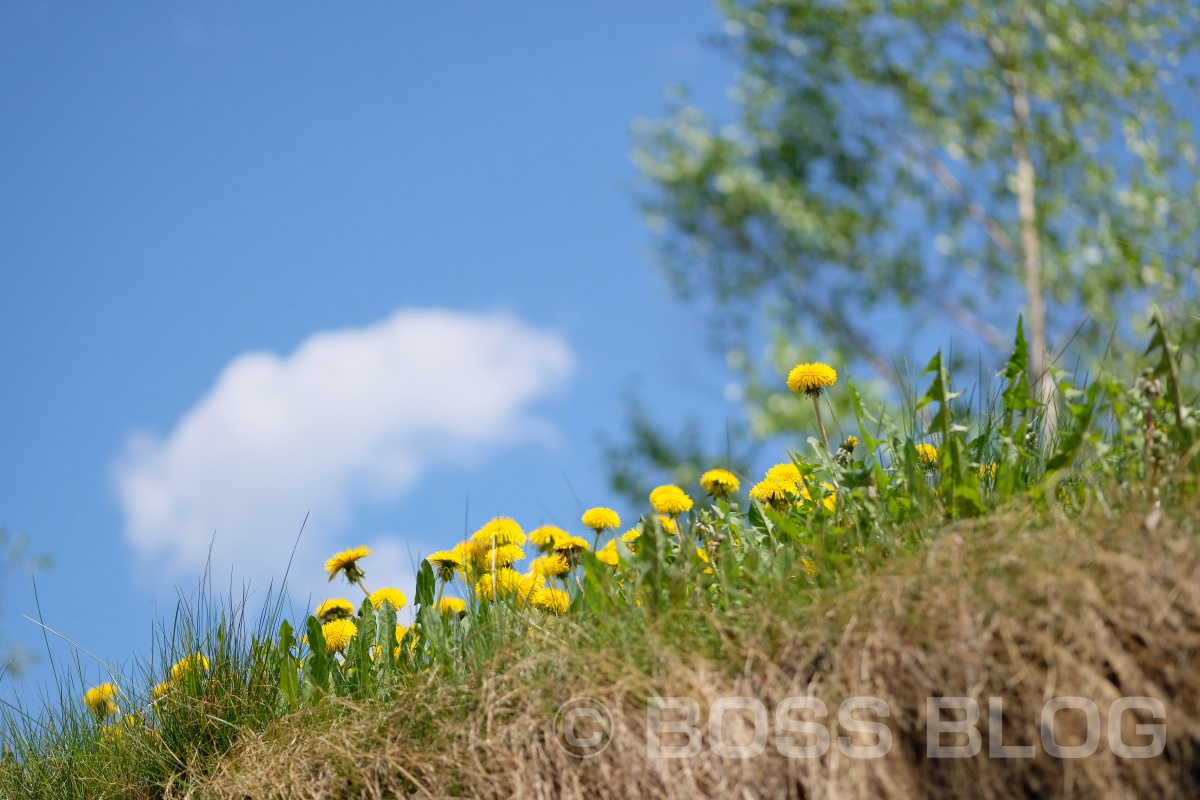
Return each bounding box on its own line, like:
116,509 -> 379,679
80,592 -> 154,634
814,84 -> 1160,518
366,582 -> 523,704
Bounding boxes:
0,531 -> 49,678
634,0 -> 1200,429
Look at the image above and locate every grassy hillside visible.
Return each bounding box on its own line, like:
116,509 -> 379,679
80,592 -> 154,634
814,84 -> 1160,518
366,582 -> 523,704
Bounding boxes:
3,320 -> 1199,799
196,497 -> 1200,800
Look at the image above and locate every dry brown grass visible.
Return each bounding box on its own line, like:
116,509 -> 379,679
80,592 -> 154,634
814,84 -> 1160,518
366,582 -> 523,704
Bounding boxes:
187,499 -> 1200,800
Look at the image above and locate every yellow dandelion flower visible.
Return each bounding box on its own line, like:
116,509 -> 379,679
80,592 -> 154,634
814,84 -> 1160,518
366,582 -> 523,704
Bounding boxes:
696,547 -> 714,574
801,558 -> 818,578
649,485 -> 693,515
488,543 -> 526,568
749,479 -> 791,510
700,469 -> 740,498
471,517 -> 527,546
169,653 -> 210,682
620,528 -> 641,544
426,550 -> 464,583
316,597 -> 355,622
452,539 -> 491,575
475,568 -> 523,601
84,683 -> 119,719
152,681 -> 173,701
322,618 -> 358,654
531,587 -> 570,615
438,597 -> 467,616
915,443 -> 940,470
978,462 -> 998,480
553,535 -> 590,554
516,571 -> 546,607
395,623 -> 409,641
839,436 -> 859,451
369,587 -> 408,612
581,507 -> 620,532
765,462 -> 804,492
530,553 -> 571,578
655,515 -> 678,534
324,545 -> 373,583
786,362 -> 838,397
596,541 -> 619,567
528,525 -> 569,552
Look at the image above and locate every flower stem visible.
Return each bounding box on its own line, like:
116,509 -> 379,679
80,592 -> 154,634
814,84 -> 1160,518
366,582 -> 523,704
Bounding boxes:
812,394 -> 829,451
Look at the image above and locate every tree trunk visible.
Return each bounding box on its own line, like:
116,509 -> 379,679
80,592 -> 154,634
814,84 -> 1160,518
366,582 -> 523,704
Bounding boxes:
1009,76 -> 1057,433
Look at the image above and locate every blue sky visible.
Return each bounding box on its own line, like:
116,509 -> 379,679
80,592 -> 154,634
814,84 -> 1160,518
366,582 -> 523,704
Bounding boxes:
0,3 -> 746,701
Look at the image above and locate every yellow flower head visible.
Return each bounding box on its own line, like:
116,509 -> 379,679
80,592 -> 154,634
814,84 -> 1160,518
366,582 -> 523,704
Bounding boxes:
655,515 -> 678,534
978,462 -> 998,480
426,550 -> 464,582
786,362 -> 838,397
553,535 -> 590,554
700,469 -> 740,499
452,539 -> 491,576
322,618 -> 358,654
528,524 -> 569,552
152,681 -> 173,701
471,517 -> 527,547
839,436 -> 859,452
801,558 -> 819,578
369,587 -> 408,612
620,528 -> 642,544
84,683 -> 119,719
765,462 -> 804,492
695,547 -> 709,563
531,587 -> 571,615
169,653 -> 210,682
581,507 -> 621,532
438,597 -> 467,616
530,553 -> 571,578
324,546 -> 373,583
316,597 -> 355,622
488,544 -> 526,568
649,485 -> 693,516
749,479 -> 791,510
516,571 -> 546,607
915,443 -> 940,470
475,568 -> 523,601
596,541 -> 619,567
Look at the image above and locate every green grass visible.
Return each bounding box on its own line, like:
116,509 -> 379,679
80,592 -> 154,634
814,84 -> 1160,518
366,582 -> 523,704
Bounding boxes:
2,316 -> 1198,799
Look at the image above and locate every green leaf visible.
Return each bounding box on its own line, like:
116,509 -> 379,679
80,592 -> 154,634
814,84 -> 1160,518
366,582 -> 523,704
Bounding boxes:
415,560 -> 436,608
1000,316 -> 1037,437
278,619 -> 295,655
304,615 -> 330,692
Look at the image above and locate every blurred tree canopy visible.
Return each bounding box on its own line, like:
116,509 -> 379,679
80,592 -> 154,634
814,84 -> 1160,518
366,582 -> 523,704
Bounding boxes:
0,531 -> 48,678
634,0 -> 1200,428
607,0 -> 1200,499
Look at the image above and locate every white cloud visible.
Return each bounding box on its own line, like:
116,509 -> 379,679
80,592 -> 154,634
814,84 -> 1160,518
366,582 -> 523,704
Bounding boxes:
113,308 -> 572,594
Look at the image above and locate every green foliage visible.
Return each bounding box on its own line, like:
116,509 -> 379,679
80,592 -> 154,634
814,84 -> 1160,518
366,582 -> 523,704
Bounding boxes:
635,0 -> 1200,411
